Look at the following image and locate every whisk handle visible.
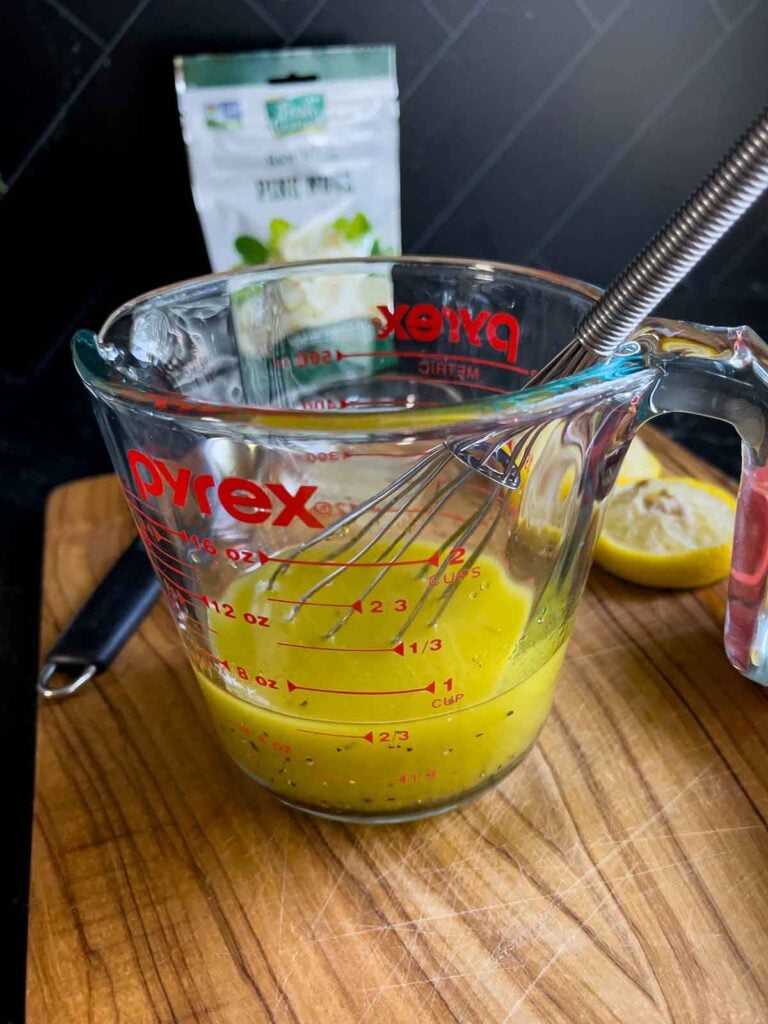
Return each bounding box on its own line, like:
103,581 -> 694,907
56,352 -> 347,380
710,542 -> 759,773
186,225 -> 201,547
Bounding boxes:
572,107 -> 768,359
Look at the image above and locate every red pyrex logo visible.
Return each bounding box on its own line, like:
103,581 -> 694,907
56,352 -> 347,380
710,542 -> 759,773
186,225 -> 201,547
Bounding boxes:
374,304 -> 520,364
128,450 -> 323,528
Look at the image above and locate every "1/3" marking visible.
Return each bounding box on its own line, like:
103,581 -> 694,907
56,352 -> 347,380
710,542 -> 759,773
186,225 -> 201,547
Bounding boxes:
278,638 -> 442,656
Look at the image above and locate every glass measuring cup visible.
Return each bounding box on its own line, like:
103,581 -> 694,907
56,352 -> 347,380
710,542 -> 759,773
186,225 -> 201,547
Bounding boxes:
74,257 -> 768,823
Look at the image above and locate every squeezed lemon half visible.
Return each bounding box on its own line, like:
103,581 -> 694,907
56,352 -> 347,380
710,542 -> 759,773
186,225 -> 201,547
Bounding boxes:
618,435 -> 662,484
594,477 -> 736,588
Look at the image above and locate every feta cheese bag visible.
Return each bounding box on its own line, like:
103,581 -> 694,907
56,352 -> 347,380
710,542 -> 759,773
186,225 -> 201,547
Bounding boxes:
174,45 -> 400,271
174,46 -> 400,402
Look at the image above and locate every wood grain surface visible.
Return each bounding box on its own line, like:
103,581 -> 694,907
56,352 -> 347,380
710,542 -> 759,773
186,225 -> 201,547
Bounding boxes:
27,431 -> 768,1024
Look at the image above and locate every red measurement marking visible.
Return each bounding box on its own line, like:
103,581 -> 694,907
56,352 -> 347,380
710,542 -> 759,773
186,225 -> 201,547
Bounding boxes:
166,591 -> 193,613
185,638 -> 212,659
297,728 -> 374,743
341,451 -> 417,459
136,522 -> 191,563
335,349 -> 533,376
167,594 -> 197,616
139,533 -> 192,570
152,564 -> 192,595
123,494 -> 187,540
278,640 -> 406,655
267,597 -> 363,613
165,581 -> 193,602
148,549 -> 193,580
122,486 -> 155,508
434,509 -> 465,523
287,679 -> 435,696
258,550 -> 440,569
155,570 -> 204,603
149,553 -> 188,579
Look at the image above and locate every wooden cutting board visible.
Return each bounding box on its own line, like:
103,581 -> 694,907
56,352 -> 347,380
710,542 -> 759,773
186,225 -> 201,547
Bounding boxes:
28,431 -> 768,1024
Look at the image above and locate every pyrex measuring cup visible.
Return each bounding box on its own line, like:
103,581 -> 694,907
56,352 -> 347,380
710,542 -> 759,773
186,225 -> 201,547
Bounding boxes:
73,257 -> 768,822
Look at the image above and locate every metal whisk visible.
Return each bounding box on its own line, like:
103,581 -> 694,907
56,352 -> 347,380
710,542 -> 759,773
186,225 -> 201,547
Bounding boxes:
272,106 -> 768,632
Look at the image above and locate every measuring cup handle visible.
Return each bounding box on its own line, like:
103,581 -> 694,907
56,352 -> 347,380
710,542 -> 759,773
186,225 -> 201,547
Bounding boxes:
649,326 -> 768,684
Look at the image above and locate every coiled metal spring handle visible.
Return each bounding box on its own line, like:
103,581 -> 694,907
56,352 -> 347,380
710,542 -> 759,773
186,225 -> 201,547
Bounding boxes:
572,107 -> 768,361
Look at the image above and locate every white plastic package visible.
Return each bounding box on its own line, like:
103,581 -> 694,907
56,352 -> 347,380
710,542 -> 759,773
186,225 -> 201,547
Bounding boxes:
175,45 -> 400,272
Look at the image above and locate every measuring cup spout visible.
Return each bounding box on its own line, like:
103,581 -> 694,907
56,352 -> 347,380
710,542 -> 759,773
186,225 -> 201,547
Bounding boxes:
647,324 -> 768,683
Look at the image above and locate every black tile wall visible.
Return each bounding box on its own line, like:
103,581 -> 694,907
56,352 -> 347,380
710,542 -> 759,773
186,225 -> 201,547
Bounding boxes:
3,0 -> 768,379
581,0 -> 628,22
401,0 -> 594,249
715,0 -> 755,20
52,0 -> 143,38
0,0 -> 100,174
1,2 -> 767,1018
307,0 -> 446,91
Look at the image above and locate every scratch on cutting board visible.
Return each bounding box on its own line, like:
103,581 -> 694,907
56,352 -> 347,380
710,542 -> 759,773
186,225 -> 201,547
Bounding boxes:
357,924 -> 426,1024
350,819 -> 484,1023
591,824 -> 767,846
354,850 -> 729,1000
303,837 -> 724,949
273,764 -> 728,1018
367,813 -> 455,889
273,856 -> 352,1011
271,821 -> 298,1011
497,763 -> 720,1023
367,804 -> 498,902
565,644 -> 635,662
274,822 -> 405,1010
285,849 -> 728,1024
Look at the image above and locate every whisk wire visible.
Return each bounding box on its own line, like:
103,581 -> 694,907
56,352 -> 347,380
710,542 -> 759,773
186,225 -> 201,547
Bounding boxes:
322,463 -> 478,637
393,448 -> 522,641
273,106 -> 768,633
266,446 -> 446,590
280,451 -> 454,612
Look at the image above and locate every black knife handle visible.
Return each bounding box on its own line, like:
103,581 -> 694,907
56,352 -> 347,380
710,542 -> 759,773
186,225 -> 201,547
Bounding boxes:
38,537 -> 161,699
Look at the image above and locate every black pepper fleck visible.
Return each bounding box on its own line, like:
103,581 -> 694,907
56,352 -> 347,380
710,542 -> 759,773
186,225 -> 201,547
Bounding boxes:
475,733 -> 484,738
506,710 -> 514,717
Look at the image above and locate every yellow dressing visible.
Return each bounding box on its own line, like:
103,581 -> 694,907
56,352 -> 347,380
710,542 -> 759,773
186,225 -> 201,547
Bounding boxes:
191,540 -> 568,819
